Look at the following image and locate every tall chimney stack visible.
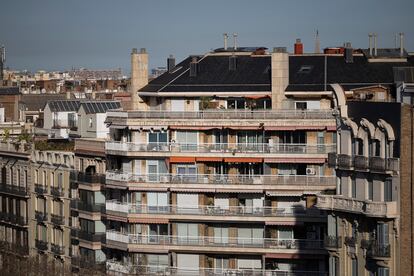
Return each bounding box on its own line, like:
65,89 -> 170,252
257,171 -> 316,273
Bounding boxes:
294,39 -> 304,55
399,32 -> 404,57
167,55 -> 175,73
130,48 -> 148,110
373,33 -> 378,56
233,33 -> 238,51
223,33 -> 228,51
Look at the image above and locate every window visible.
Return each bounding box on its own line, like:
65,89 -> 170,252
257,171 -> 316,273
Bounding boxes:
368,178 -> 373,201
377,223 -> 389,246
214,227 -> 229,244
58,173 -> 63,188
36,224 -> 47,241
215,257 -> 230,271
149,224 -> 168,242
329,256 -> 339,276
278,228 -> 294,239
351,177 -> 357,198
280,131 -> 306,144
384,180 -> 392,202
237,131 -> 264,145
227,98 -> 246,110
298,65 -> 313,74
237,227 -> 263,245
148,132 -> 168,144
351,258 -> 358,276
378,267 -> 389,276
147,192 -> 168,212
177,223 -> 198,244
295,102 -> 307,110
175,131 -> 198,151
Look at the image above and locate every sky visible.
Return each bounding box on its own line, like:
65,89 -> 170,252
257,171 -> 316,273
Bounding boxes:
0,0 -> 413,74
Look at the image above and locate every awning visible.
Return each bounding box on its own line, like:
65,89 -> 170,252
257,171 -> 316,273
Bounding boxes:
110,125 -> 127,129
105,215 -> 127,223
215,189 -> 263,194
264,158 -> 326,164
129,187 -> 168,192
227,126 -> 263,130
128,218 -> 169,224
224,157 -> 263,163
265,221 -> 304,226
170,188 -> 216,193
196,157 -> 223,162
265,126 -> 327,131
244,95 -> 270,99
266,191 -> 304,197
326,126 -> 337,131
169,157 -> 196,163
170,126 -> 221,130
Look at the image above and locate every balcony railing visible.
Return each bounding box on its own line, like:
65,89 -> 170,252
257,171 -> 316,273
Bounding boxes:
35,239 -> 48,251
75,172 -> 106,185
51,214 -> 65,225
0,241 -> 29,256
323,235 -> 342,249
34,184 -> 48,195
51,243 -> 65,255
0,184 -> 30,197
35,211 -> 48,222
107,109 -> 335,120
0,211 -> 28,226
106,260 -> 328,276
354,155 -> 369,171
316,195 -> 397,218
337,154 -> 353,169
0,141 -> 32,154
344,237 -> 356,247
327,152 -> 337,167
106,231 -> 324,250
363,240 -> 391,258
370,157 -> 399,173
106,142 -> 336,155
105,201 -> 322,218
106,172 -> 337,187
50,186 -> 65,197
70,199 -> 105,213
75,229 -> 106,243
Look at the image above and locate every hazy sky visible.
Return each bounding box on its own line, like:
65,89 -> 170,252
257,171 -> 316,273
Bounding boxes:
1,0 -> 413,74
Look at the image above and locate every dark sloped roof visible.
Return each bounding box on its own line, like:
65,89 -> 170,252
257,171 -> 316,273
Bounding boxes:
139,55 -> 271,93
80,101 -> 121,114
47,100 -> 81,112
21,94 -> 66,111
0,86 -> 20,95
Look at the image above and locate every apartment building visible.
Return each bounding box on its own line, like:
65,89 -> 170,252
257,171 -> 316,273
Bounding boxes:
30,149 -> 74,271
101,45 -> 342,275
70,138 -> 107,273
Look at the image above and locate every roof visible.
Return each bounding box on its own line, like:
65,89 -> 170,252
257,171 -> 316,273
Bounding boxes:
140,50 -> 414,94
139,54 -> 271,93
0,86 -> 20,95
20,94 -> 66,111
46,100 -> 81,112
80,101 -> 121,114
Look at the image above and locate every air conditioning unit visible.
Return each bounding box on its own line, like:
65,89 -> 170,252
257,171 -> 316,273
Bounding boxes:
306,168 -> 316,175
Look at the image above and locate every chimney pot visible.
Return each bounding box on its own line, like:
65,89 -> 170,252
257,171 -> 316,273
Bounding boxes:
233,33 -> 238,50
373,33 -> 378,56
189,57 -> 198,77
223,33 -> 228,51
344,42 -> 353,63
294,39 -> 303,55
140,48 -> 146,54
132,48 -> 138,54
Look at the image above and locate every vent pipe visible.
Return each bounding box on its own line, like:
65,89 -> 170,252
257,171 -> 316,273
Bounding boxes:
368,33 -> 373,56
399,32 -> 404,57
189,57 -> 198,77
167,55 -> 175,73
373,33 -> 378,56
233,33 -> 238,51
223,33 -> 228,51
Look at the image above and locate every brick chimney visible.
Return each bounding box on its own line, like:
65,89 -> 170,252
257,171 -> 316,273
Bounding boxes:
294,39 -> 303,55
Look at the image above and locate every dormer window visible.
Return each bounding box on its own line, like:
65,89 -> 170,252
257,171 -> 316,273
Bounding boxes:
298,65 -> 313,74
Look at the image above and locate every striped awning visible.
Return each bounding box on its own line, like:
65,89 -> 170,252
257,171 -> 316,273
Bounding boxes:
264,158 -> 326,164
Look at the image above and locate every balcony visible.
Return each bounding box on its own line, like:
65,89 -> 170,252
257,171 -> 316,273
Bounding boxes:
106,172 -> 337,191
35,239 -> 48,251
344,237 -> 356,247
105,201 -> 323,221
71,199 -> 105,213
323,235 -> 342,249
0,212 -> 28,227
51,214 -> 65,225
316,195 -> 397,218
75,172 -> 106,185
0,141 -> 31,157
51,243 -> 65,255
35,211 -> 48,222
337,154 -> 353,170
0,184 -> 30,197
105,260 -> 328,276
76,229 -> 106,243
50,186 -> 65,197
363,240 -> 391,258
106,142 -> 336,157
0,241 -> 29,256
327,152 -> 337,167
370,157 -> 399,174
34,184 -> 48,195
106,231 -> 325,254
354,155 -> 369,171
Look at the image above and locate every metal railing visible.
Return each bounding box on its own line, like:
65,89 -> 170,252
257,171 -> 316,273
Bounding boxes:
0,141 -> 32,154
106,142 -> 336,155
107,109 -> 335,120
34,183 -> 48,195
51,243 -> 65,255
75,229 -> 106,243
35,239 -> 48,251
70,199 -> 105,213
75,172 -> 106,184
324,235 -> 342,249
106,172 -> 337,187
0,211 -> 28,226
0,184 -> 30,197
34,211 -> 48,222
363,240 -> 391,258
105,261 -> 328,276
337,154 -> 353,169
51,214 -> 65,225
106,231 -> 324,250
105,201 -> 322,217
50,186 -> 65,197
354,155 -> 369,170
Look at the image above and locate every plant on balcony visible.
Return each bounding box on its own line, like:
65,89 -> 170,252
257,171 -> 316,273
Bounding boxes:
1,128 -> 10,142
199,96 -> 213,110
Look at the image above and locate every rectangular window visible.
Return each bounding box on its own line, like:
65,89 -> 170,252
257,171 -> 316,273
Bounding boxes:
214,227 -> 229,244
384,180 -> 392,202
378,267 -> 389,276
368,178 -> 373,200
377,223 -> 389,245
351,177 -> 357,198
351,258 -> 358,276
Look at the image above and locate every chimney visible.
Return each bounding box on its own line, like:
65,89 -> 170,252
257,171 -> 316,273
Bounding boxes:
373,33 -> 378,56
368,33 -> 373,56
233,33 -> 238,51
294,39 -> 303,55
223,33 -> 228,50
130,47 -> 148,110
271,47 -> 288,109
344,42 -> 353,63
167,55 -> 175,73
229,54 -> 237,71
189,57 -> 198,77
399,32 -> 404,57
